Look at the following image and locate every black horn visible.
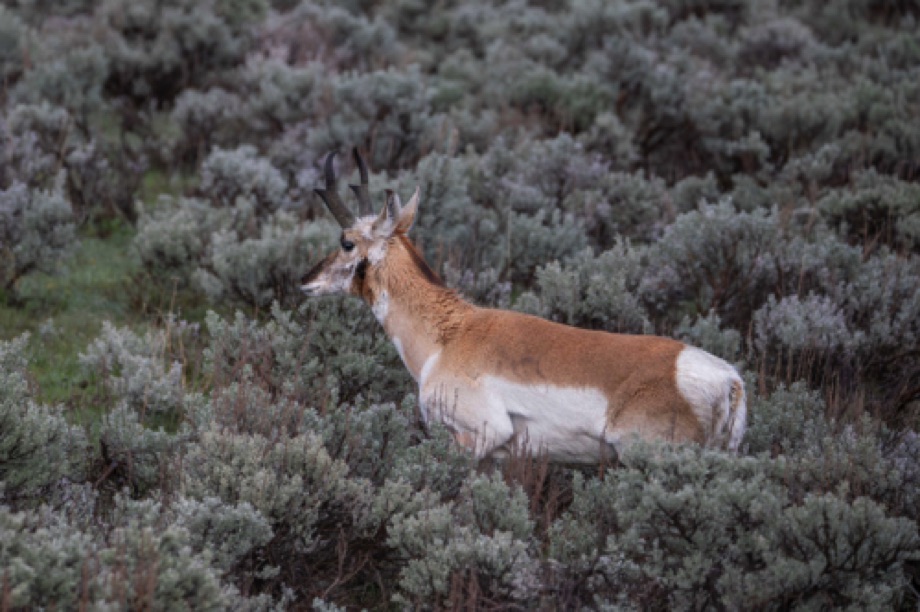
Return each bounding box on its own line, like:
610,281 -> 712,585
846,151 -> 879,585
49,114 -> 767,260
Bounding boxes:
314,152 -> 356,228
349,148 -> 373,216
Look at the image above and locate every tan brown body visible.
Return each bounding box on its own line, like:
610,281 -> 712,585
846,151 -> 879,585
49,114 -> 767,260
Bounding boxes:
442,310 -> 705,443
302,150 -> 747,462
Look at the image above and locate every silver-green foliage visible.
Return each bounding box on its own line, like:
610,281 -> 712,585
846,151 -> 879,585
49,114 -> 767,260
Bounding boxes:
0,335 -> 86,503
0,497 -> 273,610
169,87 -> 244,165
551,441 -> 920,609
134,197 -> 222,286
194,211 -> 336,309
203,301 -> 406,406
11,43 -> 108,131
79,321 -> 187,417
173,496 -> 274,573
640,199 -> 781,326
0,6 -> 31,84
2,101 -> 142,221
183,426 -> 369,551
98,0 -> 265,102
0,178 -> 76,294
200,145 -> 289,212
136,147 -> 338,309
4,0 -> 920,608
389,472 -> 537,607
515,241 -> 651,334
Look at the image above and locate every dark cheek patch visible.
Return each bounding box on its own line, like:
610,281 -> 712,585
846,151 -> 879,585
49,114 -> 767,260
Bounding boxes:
351,258 -> 371,299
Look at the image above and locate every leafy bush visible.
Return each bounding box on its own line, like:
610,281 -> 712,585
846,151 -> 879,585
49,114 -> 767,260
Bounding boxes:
0,334 -> 86,505
79,321 -> 187,417
641,199 -> 781,327
198,145 -> 289,212
2,102 -> 144,222
11,43 -> 108,134
135,147 -> 337,309
134,197 -> 221,288
169,88 -> 244,167
550,441 -> 920,609
0,179 -> 76,298
97,0 -> 265,104
388,473 -> 537,607
515,242 -> 651,334
0,6 -> 31,85
0,497 -> 274,610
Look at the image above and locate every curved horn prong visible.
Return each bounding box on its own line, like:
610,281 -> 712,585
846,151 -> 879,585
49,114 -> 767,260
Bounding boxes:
314,151 -> 356,228
349,148 -> 372,216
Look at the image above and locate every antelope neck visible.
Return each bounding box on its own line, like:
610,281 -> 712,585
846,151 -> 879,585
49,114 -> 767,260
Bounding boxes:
369,238 -> 470,381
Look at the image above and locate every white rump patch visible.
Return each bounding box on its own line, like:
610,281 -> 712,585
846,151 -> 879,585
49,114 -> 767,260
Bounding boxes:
480,377 -> 611,463
371,290 -> 389,324
675,346 -> 743,444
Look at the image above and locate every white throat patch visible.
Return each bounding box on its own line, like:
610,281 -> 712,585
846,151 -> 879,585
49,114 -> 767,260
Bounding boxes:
371,290 -> 389,324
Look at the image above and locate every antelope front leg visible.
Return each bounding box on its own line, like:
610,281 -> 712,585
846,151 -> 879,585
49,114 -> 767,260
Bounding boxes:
421,381 -> 514,461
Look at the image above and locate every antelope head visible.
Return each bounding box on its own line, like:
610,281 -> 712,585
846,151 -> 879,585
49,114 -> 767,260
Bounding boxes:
301,149 -> 419,299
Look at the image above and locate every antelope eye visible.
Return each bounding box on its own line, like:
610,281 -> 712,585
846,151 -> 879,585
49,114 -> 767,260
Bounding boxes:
341,239 -> 355,252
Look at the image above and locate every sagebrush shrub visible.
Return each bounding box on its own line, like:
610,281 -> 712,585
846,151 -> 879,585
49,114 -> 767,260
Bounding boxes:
0,178 -> 76,296
0,6 -> 31,84
515,242 -> 650,334
0,334 -> 86,505
818,169 -> 920,251
134,197 -> 222,288
0,497 -> 274,610
199,145 -> 289,212
193,212 -> 336,309
11,43 -> 108,134
169,88 -> 244,167
640,199 -> 781,327
2,102 -> 143,221
97,0 -> 263,104
79,321 -> 188,417
550,441 -> 920,609
389,472 -> 538,607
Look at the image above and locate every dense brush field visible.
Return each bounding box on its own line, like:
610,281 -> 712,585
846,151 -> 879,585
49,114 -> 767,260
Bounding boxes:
2,0 -> 920,608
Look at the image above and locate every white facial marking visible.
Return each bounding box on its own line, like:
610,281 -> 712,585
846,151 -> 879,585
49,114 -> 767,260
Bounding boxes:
675,346 -> 744,443
368,240 -> 387,264
478,377 -> 610,463
354,216 -> 376,240
371,290 -> 389,324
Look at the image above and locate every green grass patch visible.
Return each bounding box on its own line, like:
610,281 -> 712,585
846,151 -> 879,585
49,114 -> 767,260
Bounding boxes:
138,167 -> 198,205
1,215 -> 224,425
1,222 -> 141,409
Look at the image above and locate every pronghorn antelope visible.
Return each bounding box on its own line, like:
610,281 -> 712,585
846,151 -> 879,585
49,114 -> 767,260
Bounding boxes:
302,150 -> 747,462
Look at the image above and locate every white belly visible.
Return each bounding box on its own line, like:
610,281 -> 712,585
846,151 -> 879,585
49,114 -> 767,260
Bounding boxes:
481,376 -> 611,463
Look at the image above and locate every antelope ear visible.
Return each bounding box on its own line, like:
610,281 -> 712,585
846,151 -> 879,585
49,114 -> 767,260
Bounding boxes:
395,187 -> 419,234
373,189 -> 401,236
